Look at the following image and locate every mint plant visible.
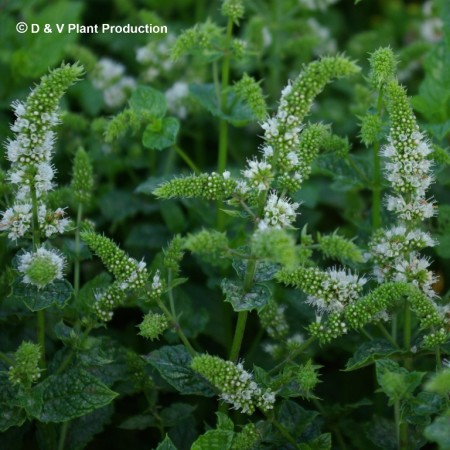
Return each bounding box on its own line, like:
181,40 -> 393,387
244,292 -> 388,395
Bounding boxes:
1,1 -> 450,449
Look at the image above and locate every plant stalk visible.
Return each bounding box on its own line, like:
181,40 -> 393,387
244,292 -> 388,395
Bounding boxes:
74,203 -> 83,299
372,85 -> 384,230
228,258 -> 257,362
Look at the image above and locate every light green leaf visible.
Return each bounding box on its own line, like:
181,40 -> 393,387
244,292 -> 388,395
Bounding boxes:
189,84 -> 255,127
403,392 -> 446,425
156,435 -> 178,450
191,430 -> 234,450
424,415 -> 450,450
216,412 -> 234,431
129,85 -> 167,118
143,117 -> 180,150
375,359 -> 425,404
144,345 -> 215,396
221,279 -> 271,311
11,279 -> 72,312
37,368 -> 118,423
345,339 -> 404,371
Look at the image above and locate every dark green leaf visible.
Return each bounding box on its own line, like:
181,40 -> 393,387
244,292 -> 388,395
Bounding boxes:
160,403 -> 197,427
143,117 -> 180,151
424,415 -> 450,450
37,368 -> 118,423
65,404 -> 114,450
277,400 -> 318,437
144,345 -> 215,396
365,416 -> 397,450
129,85 -> 167,118
10,279 -> 72,312
345,339 -> 403,371
119,414 -> 156,430
232,259 -> 280,283
0,375 -> 26,432
404,392 -> 446,425
221,279 -> 271,312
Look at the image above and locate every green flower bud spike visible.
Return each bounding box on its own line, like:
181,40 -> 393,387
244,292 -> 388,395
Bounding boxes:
8,342 -> 42,389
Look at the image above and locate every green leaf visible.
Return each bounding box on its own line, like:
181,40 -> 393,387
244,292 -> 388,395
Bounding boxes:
0,374 -> 26,432
191,430 -> 234,450
412,42 -> 450,123
119,414 -> 156,430
37,368 -> 118,423
375,360 -> 425,404
424,415 -> 450,450
11,279 -> 72,312
65,404 -> 114,450
156,435 -> 178,450
143,117 -> 180,150
129,85 -> 167,118
216,412 -> 234,431
189,84 -> 255,127
161,403 -> 197,427
403,392 -> 446,425
299,433 -> 332,450
425,369 -> 450,396
232,259 -> 280,282
277,400 -> 318,437
221,279 -> 271,312
365,416 -> 397,450
144,345 -> 215,396
345,339 -> 403,371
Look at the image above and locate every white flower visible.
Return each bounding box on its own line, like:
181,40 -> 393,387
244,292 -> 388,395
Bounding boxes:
18,247 -> 66,288
242,158 -> 273,192
165,81 -> 189,119
263,192 -> 300,228
0,203 -> 32,240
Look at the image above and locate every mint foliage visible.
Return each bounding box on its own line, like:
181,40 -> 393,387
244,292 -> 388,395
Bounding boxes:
36,368 -> 118,423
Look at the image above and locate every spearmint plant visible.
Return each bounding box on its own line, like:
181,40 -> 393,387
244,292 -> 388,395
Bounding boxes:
1,1 -> 450,449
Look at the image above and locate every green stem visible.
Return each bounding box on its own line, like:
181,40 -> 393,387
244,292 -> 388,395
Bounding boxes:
74,203 -> 83,299
57,422 -> 69,450
156,298 -> 196,357
31,183 -> 46,368
436,345 -> 442,371
378,323 -> 400,349
174,145 -> 200,174
372,85 -> 384,230
266,413 -> 300,449
395,400 -> 401,448
56,325 -> 93,375
216,17 -> 234,230
361,328 -> 374,341
37,310 -> 46,368
269,336 -> 316,375
228,259 -> 258,362
0,352 -> 14,366
403,302 -> 412,369
30,184 -> 41,249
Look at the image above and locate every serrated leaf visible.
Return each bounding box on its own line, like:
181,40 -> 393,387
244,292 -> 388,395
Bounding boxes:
232,259 -> 280,282
424,415 -> 450,450
129,85 -> 167,118
0,374 -> 26,432
191,430 -> 234,450
365,417 -> 397,450
221,279 -> 271,312
277,400 -> 318,437
299,433 -> 332,450
161,403 -> 197,427
375,359 -> 425,404
143,117 -> 179,151
403,392 -> 446,425
144,345 -> 215,396
216,412 -> 234,431
156,435 -> 178,450
189,84 -> 255,127
345,339 -> 403,371
10,279 -> 73,312
65,404 -> 114,450
37,368 -> 118,423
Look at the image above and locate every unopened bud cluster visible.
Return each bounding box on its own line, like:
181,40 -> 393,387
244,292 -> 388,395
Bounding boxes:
8,342 -> 42,389
138,312 -> 169,340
